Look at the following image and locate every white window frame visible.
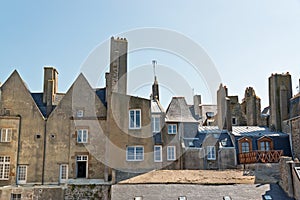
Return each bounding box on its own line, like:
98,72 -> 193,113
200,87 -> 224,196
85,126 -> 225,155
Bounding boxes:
129,109 -> 141,129
154,145 -> 162,162
77,129 -> 88,143
1,128 -> 12,142
168,124 -> 177,134
59,164 -> 68,183
167,146 -> 176,161
17,165 -> 27,184
10,193 -> 21,200
76,155 -> 88,178
151,116 -> 160,133
0,156 -> 10,180
76,110 -> 84,118
126,146 -> 144,161
207,146 -> 216,160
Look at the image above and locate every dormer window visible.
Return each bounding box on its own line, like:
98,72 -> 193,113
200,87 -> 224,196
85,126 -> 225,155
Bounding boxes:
168,124 -> 177,134
76,110 -> 84,118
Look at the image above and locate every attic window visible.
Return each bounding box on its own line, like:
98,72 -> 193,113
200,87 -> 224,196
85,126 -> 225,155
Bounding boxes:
76,110 -> 84,118
134,197 -> 143,200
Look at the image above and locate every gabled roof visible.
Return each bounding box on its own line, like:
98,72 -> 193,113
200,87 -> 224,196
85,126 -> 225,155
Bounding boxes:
1,70 -> 45,118
151,100 -> 164,113
166,97 -> 197,122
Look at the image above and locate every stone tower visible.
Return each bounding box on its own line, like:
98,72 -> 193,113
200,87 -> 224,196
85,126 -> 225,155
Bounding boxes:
269,73 -> 292,131
217,84 -> 232,131
241,87 -> 261,126
108,37 -> 128,95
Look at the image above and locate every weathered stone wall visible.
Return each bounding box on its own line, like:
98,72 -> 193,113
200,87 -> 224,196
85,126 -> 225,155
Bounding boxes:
291,118 -> 300,160
183,149 -> 204,169
218,148 -> 236,169
0,71 -> 46,184
0,186 -> 64,200
279,156 -> 294,198
64,184 -> 110,200
279,156 -> 300,199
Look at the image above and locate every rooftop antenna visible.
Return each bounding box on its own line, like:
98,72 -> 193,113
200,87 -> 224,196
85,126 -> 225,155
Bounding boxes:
152,60 -> 157,80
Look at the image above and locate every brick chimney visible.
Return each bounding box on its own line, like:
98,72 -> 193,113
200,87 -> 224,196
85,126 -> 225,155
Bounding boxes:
43,67 -> 58,116
217,84 -> 232,131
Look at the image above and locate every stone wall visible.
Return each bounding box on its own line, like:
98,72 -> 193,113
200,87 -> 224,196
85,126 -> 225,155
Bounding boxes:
279,156 -> 300,199
64,184 -> 110,200
0,186 -> 64,200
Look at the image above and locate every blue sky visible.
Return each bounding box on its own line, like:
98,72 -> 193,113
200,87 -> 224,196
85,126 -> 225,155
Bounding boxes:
0,0 -> 300,108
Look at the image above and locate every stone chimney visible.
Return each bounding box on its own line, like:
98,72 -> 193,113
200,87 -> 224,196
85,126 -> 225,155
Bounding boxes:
217,84 -> 232,131
43,67 -> 58,116
193,95 -> 201,119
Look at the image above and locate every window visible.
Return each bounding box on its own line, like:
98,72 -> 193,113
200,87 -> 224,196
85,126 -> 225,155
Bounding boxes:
76,155 -> 88,178
60,164 -> 68,183
260,141 -> 270,151
0,156 -> 10,180
151,116 -> 160,133
10,194 -> 21,200
17,165 -> 27,184
1,128 -> 12,142
76,110 -> 84,117
241,142 -> 250,153
258,137 -> 273,151
154,145 -> 162,162
168,124 -> 177,134
77,129 -> 88,143
129,109 -> 141,129
134,197 -> 143,200
126,146 -> 144,161
207,146 -> 216,160
178,197 -> 187,200
232,117 -> 237,125
167,146 -> 176,161
238,137 -> 252,154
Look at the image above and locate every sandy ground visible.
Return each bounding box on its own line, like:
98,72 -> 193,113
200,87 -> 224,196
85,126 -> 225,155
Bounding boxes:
119,170 -> 255,185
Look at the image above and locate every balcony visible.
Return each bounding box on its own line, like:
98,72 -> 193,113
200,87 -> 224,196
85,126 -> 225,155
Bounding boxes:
239,150 -> 283,164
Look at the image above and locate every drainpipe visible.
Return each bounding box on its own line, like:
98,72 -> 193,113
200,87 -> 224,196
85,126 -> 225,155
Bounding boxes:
16,115 -> 22,185
42,118 -> 47,185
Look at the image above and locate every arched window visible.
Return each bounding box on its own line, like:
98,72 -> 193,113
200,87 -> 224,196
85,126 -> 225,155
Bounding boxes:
258,137 -> 273,151
238,137 -> 252,153
241,142 -> 250,153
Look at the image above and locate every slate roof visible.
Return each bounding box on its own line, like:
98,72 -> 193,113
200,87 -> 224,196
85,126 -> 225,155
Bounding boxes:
31,93 -> 65,117
183,126 -> 234,148
95,88 -> 107,107
231,126 -> 292,156
166,97 -> 197,122
231,126 -> 287,137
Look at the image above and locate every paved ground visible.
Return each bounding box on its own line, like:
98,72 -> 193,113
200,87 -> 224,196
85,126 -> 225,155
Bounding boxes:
111,184 -> 293,200
119,170 -> 255,184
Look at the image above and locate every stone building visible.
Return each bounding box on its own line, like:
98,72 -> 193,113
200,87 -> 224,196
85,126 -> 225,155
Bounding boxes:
268,73 -> 292,132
